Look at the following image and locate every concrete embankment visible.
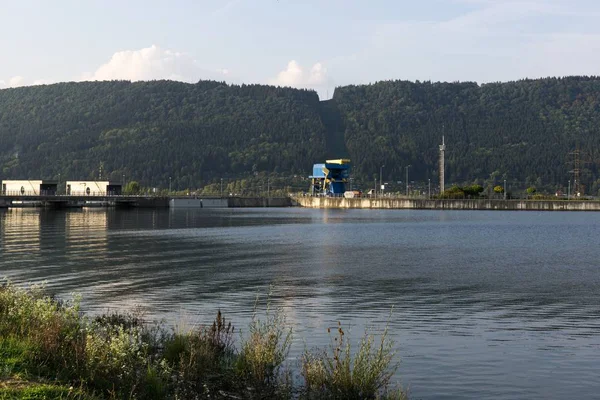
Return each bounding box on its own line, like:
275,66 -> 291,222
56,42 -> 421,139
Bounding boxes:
228,197 -> 293,207
169,197 -> 293,208
133,197 -> 170,208
294,197 -> 600,211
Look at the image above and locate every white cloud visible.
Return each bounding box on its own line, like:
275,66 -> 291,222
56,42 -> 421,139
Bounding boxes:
9,76 -> 24,87
269,60 -> 330,90
83,44 -> 229,83
2,45 -> 232,90
32,79 -> 52,86
0,76 -> 26,89
0,76 -> 55,89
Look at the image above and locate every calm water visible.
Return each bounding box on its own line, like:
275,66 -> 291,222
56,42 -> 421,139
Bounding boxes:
1,208 -> 600,399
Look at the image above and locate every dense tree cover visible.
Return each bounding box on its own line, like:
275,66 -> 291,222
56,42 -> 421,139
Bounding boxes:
333,77 -> 600,194
0,80 -> 325,190
2,77 -> 600,194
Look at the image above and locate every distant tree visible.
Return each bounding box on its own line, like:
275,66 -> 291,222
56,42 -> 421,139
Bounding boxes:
440,185 -> 465,199
526,186 -> 537,194
124,181 -> 141,195
463,184 -> 484,197
493,185 -> 504,194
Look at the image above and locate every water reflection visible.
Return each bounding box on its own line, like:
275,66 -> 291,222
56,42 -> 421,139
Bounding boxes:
1,208 -> 43,254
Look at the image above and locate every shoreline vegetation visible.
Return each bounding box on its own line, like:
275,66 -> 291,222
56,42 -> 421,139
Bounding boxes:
0,283 -> 406,399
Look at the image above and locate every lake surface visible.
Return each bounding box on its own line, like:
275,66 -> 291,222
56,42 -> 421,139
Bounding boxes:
1,207 -> 599,399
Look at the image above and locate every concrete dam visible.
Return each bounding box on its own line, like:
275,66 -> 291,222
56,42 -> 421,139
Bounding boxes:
294,197 -> 600,211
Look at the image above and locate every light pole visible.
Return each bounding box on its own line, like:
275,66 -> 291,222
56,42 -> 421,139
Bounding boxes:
504,179 -> 507,200
428,178 -> 431,199
58,173 -> 61,195
220,178 -> 223,198
267,178 -> 270,198
568,180 -> 571,200
405,165 -> 411,196
169,177 -> 172,194
380,165 -> 385,198
374,178 -> 377,198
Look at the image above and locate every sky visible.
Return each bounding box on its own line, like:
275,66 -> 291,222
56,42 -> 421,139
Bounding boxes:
1,0 -> 600,99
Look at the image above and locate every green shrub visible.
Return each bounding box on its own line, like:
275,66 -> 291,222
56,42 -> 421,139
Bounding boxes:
0,283 -> 406,399
236,300 -> 293,395
83,323 -> 150,396
167,310 -> 237,398
0,283 -> 86,380
301,322 -> 405,400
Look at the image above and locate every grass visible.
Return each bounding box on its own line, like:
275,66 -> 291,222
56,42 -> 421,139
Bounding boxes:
0,382 -> 97,400
0,282 -> 405,399
301,322 -> 406,400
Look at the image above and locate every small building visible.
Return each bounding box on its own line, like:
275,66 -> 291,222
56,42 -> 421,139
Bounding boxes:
65,181 -> 122,196
309,159 -> 351,196
1,180 -> 58,196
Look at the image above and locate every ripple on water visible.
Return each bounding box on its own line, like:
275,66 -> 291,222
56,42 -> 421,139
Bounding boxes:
2,208 -> 600,399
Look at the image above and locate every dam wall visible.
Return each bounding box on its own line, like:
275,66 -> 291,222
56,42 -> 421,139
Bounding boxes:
294,197 -> 600,211
133,197 -> 170,208
170,198 -> 228,208
169,197 -> 293,208
228,197 -> 293,208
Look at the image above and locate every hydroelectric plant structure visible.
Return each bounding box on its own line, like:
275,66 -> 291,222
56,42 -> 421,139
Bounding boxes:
309,159 -> 351,196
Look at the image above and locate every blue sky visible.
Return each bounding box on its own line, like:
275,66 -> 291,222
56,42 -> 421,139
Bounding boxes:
1,0 -> 600,98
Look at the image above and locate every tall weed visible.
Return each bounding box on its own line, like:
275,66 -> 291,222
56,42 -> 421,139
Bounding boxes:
236,296 -> 293,396
167,310 -> 237,398
301,322 -> 405,400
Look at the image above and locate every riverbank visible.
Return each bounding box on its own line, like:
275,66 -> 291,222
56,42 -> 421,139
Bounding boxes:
0,283 -> 405,400
294,197 -> 600,211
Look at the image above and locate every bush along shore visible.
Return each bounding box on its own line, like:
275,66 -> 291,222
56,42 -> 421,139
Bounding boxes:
0,283 -> 406,399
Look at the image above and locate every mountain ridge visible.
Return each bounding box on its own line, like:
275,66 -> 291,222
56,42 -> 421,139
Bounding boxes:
1,77 -> 599,193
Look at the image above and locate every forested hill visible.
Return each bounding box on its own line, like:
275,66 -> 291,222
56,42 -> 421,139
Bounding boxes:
0,81 -> 326,190
333,77 -> 600,192
1,77 -> 600,193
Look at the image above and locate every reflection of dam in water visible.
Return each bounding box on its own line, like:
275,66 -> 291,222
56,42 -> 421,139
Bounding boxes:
66,210 -> 109,261
1,209 -> 111,287
1,208 -> 43,254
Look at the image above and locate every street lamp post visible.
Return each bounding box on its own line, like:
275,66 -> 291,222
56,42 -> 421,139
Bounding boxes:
504,179 -> 507,200
374,178 -> 377,198
405,165 -> 411,196
169,177 -> 172,194
220,178 -> 224,198
380,165 -> 385,198
568,180 -> 571,200
428,178 -> 431,199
